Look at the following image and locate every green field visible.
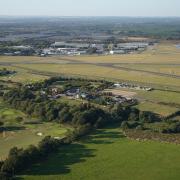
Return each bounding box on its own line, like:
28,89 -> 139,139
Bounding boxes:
19,127 -> 180,180
0,99 -> 70,159
0,42 -> 180,89
136,102 -> 179,116
0,122 -> 69,160
11,63 -> 180,89
135,90 -> 180,105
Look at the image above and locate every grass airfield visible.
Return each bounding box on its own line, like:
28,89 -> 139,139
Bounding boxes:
0,42 -> 180,88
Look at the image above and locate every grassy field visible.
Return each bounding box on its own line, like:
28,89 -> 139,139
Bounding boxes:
19,127 -> 180,180
0,42 -> 180,89
0,122 -> 69,160
12,63 -> 180,89
0,99 -> 70,159
0,65 -> 48,83
135,90 -> 180,105
136,102 -> 179,116
114,64 -> 180,76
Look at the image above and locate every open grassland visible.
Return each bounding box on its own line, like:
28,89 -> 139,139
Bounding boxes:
123,89 -> 180,116
0,42 -> 180,89
12,63 -> 180,89
0,65 -> 48,83
136,102 -> 179,116
19,127 -> 180,180
114,64 -> 180,76
135,90 -> 180,105
0,56 -> 68,64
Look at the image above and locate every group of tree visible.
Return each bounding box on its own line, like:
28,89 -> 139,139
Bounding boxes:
0,68 -> 16,77
3,87 -> 110,128
3,80 -> 161,130
162,122 -> 180,134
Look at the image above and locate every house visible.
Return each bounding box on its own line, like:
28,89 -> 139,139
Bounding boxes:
66,89 -> 79,96
81,93 -> 87,99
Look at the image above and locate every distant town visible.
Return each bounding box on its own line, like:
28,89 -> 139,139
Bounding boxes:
1,40 -> 154,57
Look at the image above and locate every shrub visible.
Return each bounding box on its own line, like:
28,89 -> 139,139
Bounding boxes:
162,122 -> 180,134
139,111 -> 159,123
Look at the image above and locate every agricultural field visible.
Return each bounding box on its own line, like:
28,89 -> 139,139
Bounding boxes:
19,127 -> 180,180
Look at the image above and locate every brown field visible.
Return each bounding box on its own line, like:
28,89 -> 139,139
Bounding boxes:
104,89 -> 137,99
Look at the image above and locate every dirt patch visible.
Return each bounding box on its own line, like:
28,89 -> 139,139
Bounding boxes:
104,89 -> 137,99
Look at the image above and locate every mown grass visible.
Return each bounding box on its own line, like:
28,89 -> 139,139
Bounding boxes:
0,65 -> 48,83
14,63 -> 180,89
0,98 -> 26,125
19,127 -> 180,180
136,102 -> 179,116
0,99 -> 70,160
114,64 -> 180,76
0,42 -> 180,89
0,122 -> 70,160
136,90 -> 180,105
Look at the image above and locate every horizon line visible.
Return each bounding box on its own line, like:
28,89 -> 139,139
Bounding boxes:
1,15 -> 180,18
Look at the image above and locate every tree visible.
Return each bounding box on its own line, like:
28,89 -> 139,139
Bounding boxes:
128,108 -> 140,121
0,121 -> 3,127
139,111 -> 159,123
38,136 -> 59,155
59,107 -> 72,123
121,121 -> 129,130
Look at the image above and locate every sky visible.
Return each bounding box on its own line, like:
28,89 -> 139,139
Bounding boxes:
0,0 -> 180,17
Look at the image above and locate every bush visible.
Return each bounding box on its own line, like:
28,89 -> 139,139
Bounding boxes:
162,122 -> 180,134
139,111 -> 159,123
121,121 -> 141,130
135,124 -> 145,130
38,136 -> 59,156
0,121 -> 4,127
121,121 -> 129,130
128,108 -> 140,121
